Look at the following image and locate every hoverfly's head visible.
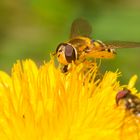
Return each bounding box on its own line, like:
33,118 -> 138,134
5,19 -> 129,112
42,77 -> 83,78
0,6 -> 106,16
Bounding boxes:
56,43 -> 77,65
116,88 -> 130,106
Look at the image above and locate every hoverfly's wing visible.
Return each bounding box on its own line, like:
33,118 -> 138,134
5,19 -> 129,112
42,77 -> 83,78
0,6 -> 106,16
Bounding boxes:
70,18 -> 92,38
120,111 -> 140,140
104,41 -> 140,49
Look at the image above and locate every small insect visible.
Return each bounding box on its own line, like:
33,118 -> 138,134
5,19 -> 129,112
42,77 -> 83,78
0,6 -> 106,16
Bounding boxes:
116,88 -> 140,116
116,88 -> 140,140
55,18 -> 140,72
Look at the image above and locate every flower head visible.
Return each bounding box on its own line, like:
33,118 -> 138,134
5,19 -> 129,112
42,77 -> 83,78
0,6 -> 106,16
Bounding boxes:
0,59 -> 139,140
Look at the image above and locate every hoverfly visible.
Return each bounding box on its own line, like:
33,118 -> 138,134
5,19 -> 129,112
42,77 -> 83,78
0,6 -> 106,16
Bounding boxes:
55,18 -> 140,72
116,88 -> 140,140
116,88 -> 140,116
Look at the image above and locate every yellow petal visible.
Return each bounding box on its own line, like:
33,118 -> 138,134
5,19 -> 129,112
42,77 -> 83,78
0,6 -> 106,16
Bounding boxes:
0,59 -> 139,140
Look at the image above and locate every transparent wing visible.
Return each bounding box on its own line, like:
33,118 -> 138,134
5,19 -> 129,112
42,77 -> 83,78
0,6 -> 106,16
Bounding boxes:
120,111 -> 140,140
104,41 -> 140,49
70,18 -> 92,38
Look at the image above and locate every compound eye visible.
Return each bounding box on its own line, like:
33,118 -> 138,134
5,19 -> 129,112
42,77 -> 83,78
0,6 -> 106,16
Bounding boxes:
65,44 -> 76,63
116,89 -> 130,105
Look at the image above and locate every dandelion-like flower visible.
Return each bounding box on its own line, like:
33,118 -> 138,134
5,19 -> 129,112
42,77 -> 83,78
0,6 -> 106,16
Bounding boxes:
0,59 -> 139,140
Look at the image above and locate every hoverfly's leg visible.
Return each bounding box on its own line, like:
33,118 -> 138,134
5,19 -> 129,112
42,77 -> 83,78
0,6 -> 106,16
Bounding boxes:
83,60 -> 96,69
94,58 -> 104,79
80,59 -> 98,78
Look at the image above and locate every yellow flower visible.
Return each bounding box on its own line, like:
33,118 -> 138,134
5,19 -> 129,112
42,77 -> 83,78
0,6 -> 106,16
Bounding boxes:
0,59 -> 139,140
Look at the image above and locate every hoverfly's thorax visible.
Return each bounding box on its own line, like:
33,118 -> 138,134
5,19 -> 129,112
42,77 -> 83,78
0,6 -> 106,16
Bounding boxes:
56,43 -> 77,65
68,36 -> 91,51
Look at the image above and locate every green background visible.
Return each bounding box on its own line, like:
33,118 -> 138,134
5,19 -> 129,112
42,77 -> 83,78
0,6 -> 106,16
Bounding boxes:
0,0 -> 140,89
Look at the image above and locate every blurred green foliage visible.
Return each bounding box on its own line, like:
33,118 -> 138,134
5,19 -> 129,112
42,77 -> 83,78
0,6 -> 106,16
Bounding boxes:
0,0 -> 140,89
